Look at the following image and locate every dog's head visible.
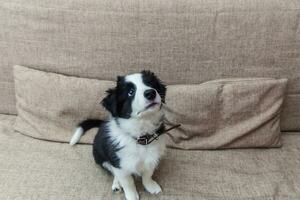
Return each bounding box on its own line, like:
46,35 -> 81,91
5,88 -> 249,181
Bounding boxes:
102,70 -> 166,119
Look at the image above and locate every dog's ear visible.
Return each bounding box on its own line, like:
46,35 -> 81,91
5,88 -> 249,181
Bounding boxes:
156,79 -> 167,103
117,76 -> 123,82
101,88 -> 118,117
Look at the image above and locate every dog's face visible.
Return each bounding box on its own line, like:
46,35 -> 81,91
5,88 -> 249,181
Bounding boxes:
102,70 -> 166,119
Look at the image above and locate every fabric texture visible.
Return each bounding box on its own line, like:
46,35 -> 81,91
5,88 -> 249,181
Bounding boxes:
165,78 -> 287,149
0,0 -> 300,132
14,65 -> 287,149
14,65 -> 114,144
1,114 -> 300,200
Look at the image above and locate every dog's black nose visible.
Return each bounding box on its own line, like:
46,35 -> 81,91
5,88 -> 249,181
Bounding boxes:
144,89 -> 156,100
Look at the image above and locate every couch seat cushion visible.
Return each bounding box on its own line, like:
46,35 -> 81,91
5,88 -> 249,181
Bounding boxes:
1,114 -> 300,199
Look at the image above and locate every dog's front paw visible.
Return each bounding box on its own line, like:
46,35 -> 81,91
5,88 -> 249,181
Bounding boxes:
112,182 -> 122,193
125,192 -> 139,200
143,180 -> 162,195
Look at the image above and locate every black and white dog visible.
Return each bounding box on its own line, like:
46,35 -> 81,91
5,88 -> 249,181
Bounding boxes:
70,71 -> 167,200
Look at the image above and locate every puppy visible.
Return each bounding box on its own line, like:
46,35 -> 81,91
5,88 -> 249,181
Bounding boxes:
70,70 -> 167,200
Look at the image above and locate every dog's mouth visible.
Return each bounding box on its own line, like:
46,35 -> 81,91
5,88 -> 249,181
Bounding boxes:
145,102 -> 158,110
137,102 -> 160,116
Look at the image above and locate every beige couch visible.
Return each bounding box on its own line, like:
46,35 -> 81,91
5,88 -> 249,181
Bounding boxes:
1,0 -> 300,199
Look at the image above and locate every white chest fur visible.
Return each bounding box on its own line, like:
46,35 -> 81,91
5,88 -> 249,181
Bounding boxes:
118,136 -> 166,175
108,116 -> 166,175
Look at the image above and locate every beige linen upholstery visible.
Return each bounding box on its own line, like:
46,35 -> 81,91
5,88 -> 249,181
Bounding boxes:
165,78 -> 287,149
1,1 -> 300,199
0,0 -> 300,132
1,114 -> 300,199
14,65 -> 114,144
14,65 -> 287,149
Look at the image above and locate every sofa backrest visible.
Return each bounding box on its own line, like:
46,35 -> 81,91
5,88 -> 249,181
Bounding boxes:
1,0 -> 299,131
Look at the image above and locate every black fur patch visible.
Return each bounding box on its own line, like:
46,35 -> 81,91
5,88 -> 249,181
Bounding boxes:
102,76 -> 136,119
93,122 -> 123,169
141,70 -> 167,103
78,119 -> 103,132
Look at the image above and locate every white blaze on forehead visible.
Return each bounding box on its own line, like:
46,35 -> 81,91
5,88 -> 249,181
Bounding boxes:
125,73 -> 152,97
125,73 -> 144,87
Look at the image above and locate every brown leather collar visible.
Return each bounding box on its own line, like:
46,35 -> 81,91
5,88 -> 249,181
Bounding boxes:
136,124 -> 181,145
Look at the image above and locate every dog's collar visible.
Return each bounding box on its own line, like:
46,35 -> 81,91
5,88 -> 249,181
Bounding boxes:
135,124 -> 181,145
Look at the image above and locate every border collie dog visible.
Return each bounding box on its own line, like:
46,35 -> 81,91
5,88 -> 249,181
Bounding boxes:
70,71 -> 167,200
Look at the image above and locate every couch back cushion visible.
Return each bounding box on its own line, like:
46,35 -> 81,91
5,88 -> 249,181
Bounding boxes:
14,65 -> 287,149
165,79 -> 287,149
1,0 -> 300,131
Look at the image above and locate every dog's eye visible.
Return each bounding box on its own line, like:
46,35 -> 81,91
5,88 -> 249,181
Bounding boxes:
128,88 -> 135,96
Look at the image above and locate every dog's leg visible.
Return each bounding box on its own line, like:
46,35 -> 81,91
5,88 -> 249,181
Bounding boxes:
112,176 -> 122,193
113,169 -> 139,200
142,167 -> 162,195
102,162 -> 123,193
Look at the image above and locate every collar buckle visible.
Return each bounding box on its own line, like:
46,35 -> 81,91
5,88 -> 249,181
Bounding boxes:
136,124 -> 181,146
137,135 -> 150,145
